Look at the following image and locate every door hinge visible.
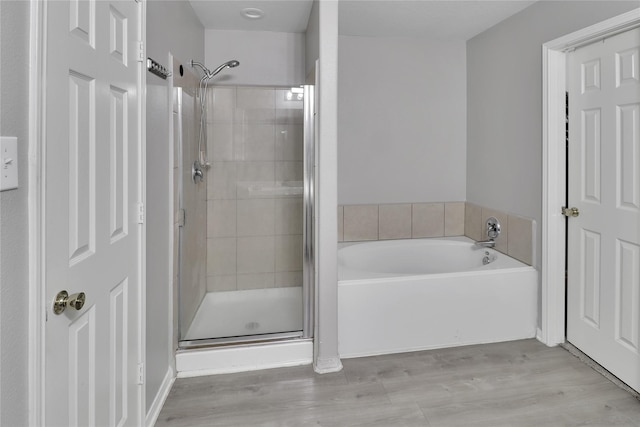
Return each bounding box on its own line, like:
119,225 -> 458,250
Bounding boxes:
137,41 -> 144,62
138,363 -> 145,385
137,203 -> 145,224
178,209 -> 186,227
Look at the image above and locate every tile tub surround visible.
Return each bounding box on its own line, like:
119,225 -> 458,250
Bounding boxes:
206,86 -> 305,292
339,202 -> 535,266
340,202 -> 466,242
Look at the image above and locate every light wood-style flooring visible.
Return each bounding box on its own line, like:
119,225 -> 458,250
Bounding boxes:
156,339 -> 640,426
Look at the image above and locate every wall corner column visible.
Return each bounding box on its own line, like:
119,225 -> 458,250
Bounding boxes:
314,0 -> 342,374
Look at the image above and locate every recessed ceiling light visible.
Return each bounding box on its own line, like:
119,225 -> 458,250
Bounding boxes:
241,8 -> 264,20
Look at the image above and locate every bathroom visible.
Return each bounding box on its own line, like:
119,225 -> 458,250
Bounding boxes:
144,0 -> 638,422
0,0 -> 638,425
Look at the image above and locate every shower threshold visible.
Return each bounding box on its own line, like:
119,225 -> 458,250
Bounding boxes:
179,331 -> 304,350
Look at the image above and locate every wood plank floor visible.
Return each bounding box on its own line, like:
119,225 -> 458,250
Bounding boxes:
156,340 -> 640,426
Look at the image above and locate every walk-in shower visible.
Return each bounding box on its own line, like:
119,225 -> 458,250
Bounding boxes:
174,62 -> 314,348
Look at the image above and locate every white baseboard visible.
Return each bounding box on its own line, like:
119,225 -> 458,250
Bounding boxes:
176,339 -> 313,377
145,367 -> 175,427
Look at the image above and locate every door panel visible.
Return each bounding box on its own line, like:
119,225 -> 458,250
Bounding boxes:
567,27 -> 640,393
44,0 -> 141,425
579,229 -> 601,328
616,239 -> 639,351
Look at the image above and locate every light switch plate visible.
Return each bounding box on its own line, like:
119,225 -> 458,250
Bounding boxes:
1,136 -> 19,191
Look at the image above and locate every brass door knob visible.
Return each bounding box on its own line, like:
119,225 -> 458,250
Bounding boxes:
53,290 -> 86,314
562,207 -> 580,217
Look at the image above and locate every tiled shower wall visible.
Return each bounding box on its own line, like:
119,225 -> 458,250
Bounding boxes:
339,202 -> 535,266
206,86 -> 304,292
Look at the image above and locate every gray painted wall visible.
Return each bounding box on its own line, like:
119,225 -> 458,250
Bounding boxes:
146,0 -> 204,414
467,1 -> 638,321
0,1 -> 30,425
338,35 -> 467,205
205,29 -> 306,87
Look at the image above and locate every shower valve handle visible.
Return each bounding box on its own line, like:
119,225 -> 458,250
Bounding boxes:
192,161 -> 204,183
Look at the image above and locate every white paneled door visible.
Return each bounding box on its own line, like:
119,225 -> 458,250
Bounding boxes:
567,28 -> 640,393
44,0 -> 142,425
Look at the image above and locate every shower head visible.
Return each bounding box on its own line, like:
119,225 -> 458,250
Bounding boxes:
190,59 -> 240,81
207,60 -> 240,79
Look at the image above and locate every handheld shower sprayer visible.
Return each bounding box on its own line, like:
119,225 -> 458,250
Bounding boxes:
190,59 -> 240,81
189,59 -> 240,182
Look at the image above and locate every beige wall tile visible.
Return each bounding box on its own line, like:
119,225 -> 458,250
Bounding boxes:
482,207 -> 509,254
236,87 -> 275,124
379,204 -> 412,240
275,161 -> 303,182
207,200 -> 236,238
236,160 -> 275,183
208,162 -> 237,200
237,199 -> 275,236
343,205 -> 379,241
207,87 -> 235,123
275,125 -> 303,161
444,202 -> 465,236
338,206 -> 344,242
464,202 -> 483,241
235,107 -> 275,125
237,236 -> 275,274
207,275 -> 237,292
508,215 -> 534,266
275,108 -> 304,125
275,235 -> 303,272
233,123 -> 275,161
276,271 -> 303,287
237,87 -> 275,109
275,198 -> 303,235
236,161 -> 275,199
208,123 -> 234,161
237,273 -> 275,290
412,203 -> 444,238
207,237 -> 236,276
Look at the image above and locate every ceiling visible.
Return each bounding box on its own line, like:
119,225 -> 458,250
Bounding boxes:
189,0 -> 315,33
189,0 -> 538,41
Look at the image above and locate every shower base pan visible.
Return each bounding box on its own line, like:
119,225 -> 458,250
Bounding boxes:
182,286 -> 303,343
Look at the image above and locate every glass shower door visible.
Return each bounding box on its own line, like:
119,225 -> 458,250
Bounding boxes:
174,87 -> 207,342
178,85 -> 314,346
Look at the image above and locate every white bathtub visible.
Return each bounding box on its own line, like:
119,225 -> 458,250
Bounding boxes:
338,237 -> 538,358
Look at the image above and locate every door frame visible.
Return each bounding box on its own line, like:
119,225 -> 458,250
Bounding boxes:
541,8 -> 640,347
27,0 -> 148,424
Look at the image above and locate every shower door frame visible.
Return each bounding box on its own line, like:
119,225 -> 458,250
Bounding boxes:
302,84 -> 315,339
177,84 -> 316,348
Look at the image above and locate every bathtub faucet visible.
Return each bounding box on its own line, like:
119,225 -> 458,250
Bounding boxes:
474,239 -> 495,248
474,217 -> 501,249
